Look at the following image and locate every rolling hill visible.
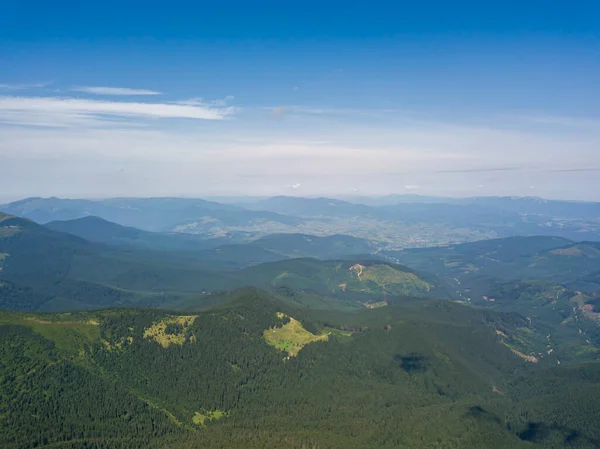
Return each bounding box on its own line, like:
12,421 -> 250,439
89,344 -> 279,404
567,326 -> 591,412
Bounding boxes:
2,290 -> 599,448
247,232 -> 377,258
45,217 -> 377,260
385,235 -> 600,365
242,195 -> 374,218
0,212 -> 432,311
1,196 -> 302,233
7,195 -> 600,250
0,212 -> 171,311
45,215 -> 239,251
237,258 -> 445,299
386,236 -> 600,285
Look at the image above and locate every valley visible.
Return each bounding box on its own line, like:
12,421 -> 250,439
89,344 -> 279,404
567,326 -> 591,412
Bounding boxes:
6,196 -> 600,250
2,196 -> 600,448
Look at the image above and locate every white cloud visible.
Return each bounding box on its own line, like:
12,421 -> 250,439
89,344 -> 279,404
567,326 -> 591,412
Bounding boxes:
1,97 -> 600,199
72,86 -> 162,96
0,95 -> 236,127
175,96 -> 235,107
0,82 -> 50,90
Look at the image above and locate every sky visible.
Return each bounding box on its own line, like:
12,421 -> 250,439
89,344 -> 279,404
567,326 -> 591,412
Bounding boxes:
1,1 -> 600,201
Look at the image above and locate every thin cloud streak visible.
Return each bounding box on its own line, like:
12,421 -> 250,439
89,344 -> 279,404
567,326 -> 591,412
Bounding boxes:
1,93 -> 600,199
0,95 -> 236,127
0,82 -> 51,90
437,167 -> 521,173
72,86 -> 162,96
549,168 -> 600,172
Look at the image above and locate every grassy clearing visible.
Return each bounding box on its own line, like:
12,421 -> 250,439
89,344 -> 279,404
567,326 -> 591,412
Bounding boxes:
143,315 -> 196,348
503,343 -> 539,363
0,312 -> 100,352
102,334 -> 134,351
192,410 -> 227,427
362,300 -> 388,309
264,314 -> 328,357
346,264 -> 431,294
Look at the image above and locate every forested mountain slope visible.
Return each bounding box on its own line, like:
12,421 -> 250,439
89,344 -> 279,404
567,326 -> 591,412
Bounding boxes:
1,197 -> 301,232
45,215 -> 242,251
0,213 -> 436,311
2,291 -> 599,448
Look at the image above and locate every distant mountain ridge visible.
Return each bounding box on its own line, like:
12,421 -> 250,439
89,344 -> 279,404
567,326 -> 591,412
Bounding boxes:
5,195 -> 600,247
45,215 -> 239,251
243,196 -> 374,218
1,213 -> 426,311
1,196 -> 302,232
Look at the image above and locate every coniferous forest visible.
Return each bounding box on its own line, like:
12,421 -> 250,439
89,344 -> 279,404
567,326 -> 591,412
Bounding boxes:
1,210 -> 600,448
1,289 -> 600,448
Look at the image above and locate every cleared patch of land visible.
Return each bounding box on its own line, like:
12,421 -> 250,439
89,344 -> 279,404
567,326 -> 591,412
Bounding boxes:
192,410 -> 227,427
0,313 -> 100,351
264,313 -> 328,356
362,300 -> 388,309
359,264 -> 430,290
504,344 -> 539,363
143,315 -> 196,348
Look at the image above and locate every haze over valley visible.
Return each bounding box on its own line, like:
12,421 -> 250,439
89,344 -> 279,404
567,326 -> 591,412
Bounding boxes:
2,192 -> 600,447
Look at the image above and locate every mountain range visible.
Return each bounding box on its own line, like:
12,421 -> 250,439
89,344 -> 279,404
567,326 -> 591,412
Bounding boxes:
2,290 -> 599,448
5,195 -> 600,248
2,198 -> 600,448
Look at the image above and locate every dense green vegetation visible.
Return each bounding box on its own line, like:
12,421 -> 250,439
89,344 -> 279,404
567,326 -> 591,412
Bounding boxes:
45,215 -> 241,251
237,258 -> 445,299
247,232 -> 377,259
2,290 -> 599,448
46,217 -> 376,260
2,209 -> 600,447
0,215 -> 439,311
387,236 -> 600,286
385,236 -> 600,362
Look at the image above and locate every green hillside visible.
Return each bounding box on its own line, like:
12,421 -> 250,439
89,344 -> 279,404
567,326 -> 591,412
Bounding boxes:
238,258 -> 441,299
46,217 -> 378,261
248,232 -> 377,258
0,214 -> 440,311
1,196 -> 302,232
387,236 -> 600,286
2,291 -> 599,448
0,214 -> 229,311
385,236 -> 600,365
45,215 -> 244,251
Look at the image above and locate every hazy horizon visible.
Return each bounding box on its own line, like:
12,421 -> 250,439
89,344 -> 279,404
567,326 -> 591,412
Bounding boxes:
1,191 -> 598,206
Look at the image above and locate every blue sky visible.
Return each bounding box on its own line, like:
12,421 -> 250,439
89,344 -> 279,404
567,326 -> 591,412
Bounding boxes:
1,1 -> 600,200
